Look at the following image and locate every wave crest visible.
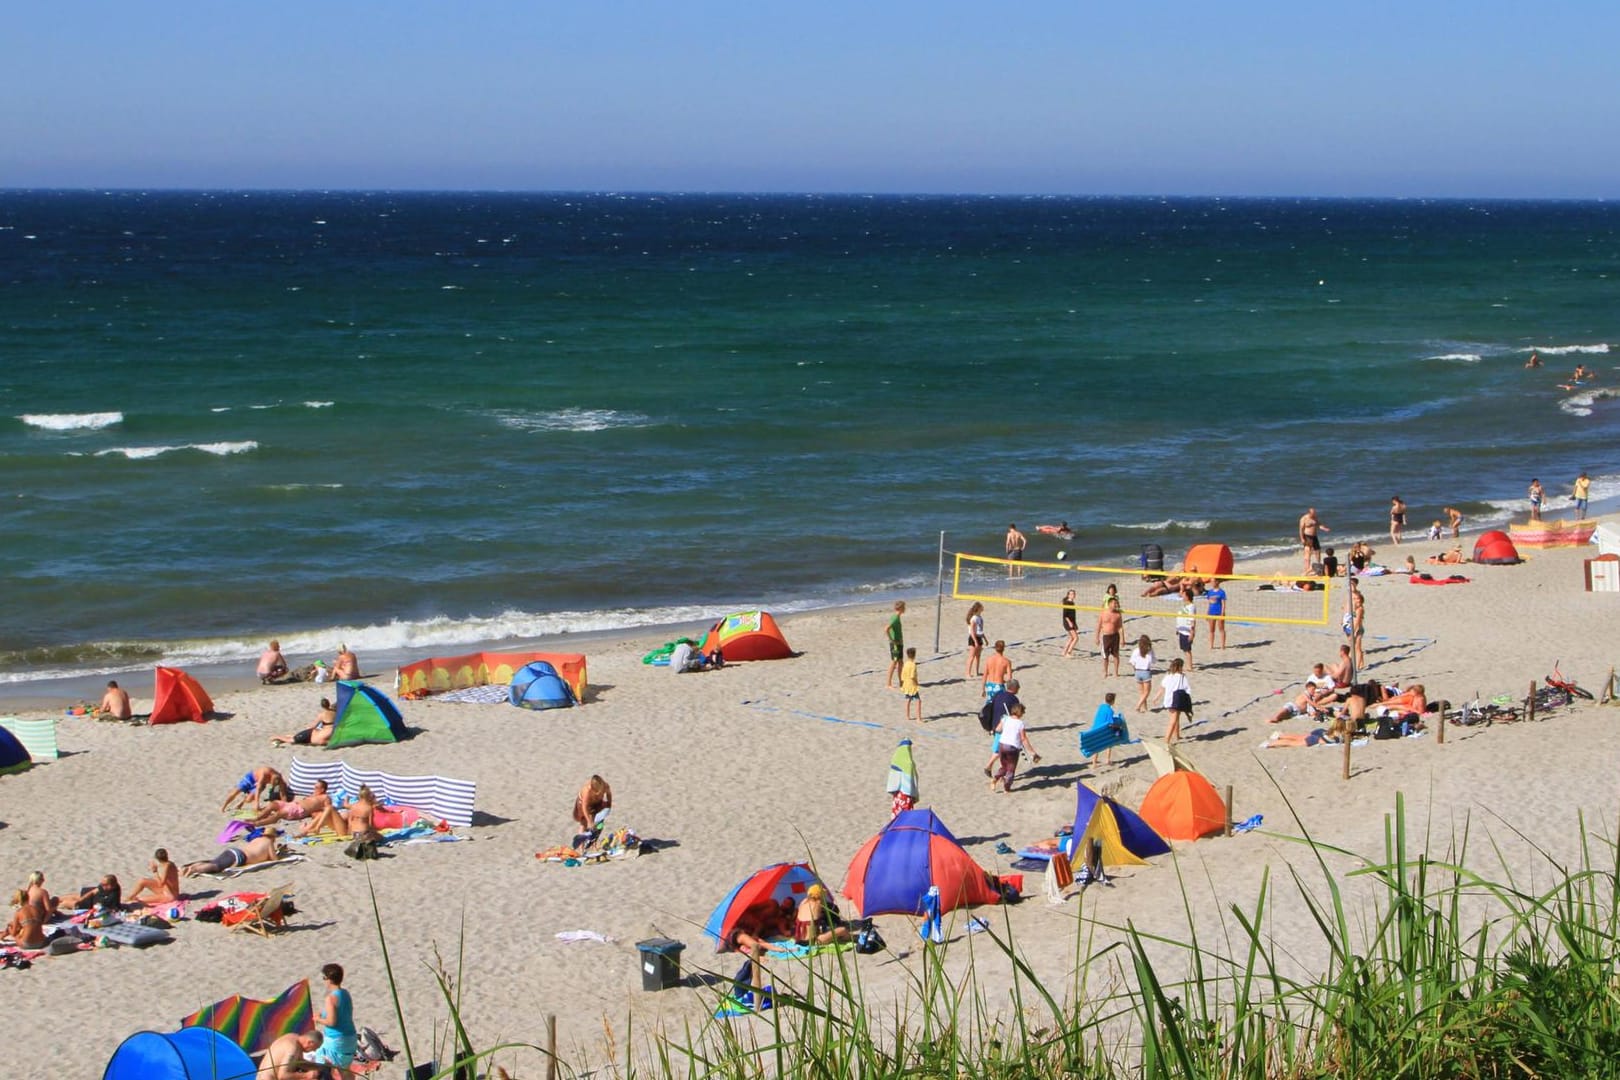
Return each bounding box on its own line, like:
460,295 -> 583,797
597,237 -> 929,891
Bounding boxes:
1527,343 -> 1610,355
494,408 -> 652,433
94,441 -> 259,460
1114,519 -> 1212,532
18,412 -> 123,431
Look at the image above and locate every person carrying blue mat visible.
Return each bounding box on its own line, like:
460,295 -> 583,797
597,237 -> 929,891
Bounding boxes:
1080,693 -> 1131,765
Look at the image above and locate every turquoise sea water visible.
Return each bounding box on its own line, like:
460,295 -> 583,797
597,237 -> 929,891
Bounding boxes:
1,191 -> 1616,683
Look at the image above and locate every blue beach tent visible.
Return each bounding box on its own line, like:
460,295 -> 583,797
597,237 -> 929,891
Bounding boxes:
102,1027 -> 256,1080
509,660 -> 577,710
0,725 -> 31,776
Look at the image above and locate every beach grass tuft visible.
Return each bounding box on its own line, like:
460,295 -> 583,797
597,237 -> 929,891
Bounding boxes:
368,792 -> 1620,1078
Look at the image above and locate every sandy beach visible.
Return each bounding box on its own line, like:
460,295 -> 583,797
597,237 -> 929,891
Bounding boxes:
5,537 -> 1620,1076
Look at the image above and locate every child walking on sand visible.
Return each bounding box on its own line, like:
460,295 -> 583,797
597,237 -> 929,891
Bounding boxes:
901,647 -> 923,723
1155,658 -> 1193,744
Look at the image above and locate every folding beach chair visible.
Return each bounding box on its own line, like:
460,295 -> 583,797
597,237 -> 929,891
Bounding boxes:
224,885 -> 293,937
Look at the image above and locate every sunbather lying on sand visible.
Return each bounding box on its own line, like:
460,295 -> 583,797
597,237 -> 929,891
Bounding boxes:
1427,548 -> 1468,565
247,781 -> 332,826
125,849 -> 181,905
1266,718 -> 1352,748
181,831 -> 285,877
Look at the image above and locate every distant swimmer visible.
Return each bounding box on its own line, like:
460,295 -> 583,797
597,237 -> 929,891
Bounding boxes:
1525,352 -> 1542,369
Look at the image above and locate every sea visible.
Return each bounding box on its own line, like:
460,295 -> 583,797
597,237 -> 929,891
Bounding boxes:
2,191 -> 1616,691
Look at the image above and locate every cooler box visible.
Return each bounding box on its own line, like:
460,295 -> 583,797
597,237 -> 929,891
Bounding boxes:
635,937 -> 685,991
1585,554 -> 1620,593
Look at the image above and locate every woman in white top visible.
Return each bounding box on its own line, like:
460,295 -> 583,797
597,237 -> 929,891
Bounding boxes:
1154,657 -> 1193,743
964,602 -> 987,678
990,703 -> 1041,793
1129,635 -> 1156,712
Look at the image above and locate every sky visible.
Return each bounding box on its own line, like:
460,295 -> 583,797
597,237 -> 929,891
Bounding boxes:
7,2 -> 1618,198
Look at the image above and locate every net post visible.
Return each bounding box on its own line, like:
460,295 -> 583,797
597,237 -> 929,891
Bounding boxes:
934,531 -> 946,655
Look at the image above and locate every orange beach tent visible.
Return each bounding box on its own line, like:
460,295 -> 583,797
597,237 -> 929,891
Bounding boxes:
1138,771 -> 1226,841
150,666 -> 215,724
1182,544 -> 1234,578
700,610 -> 793,661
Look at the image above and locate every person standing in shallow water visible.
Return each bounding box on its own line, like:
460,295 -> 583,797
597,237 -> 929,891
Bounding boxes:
1389,495 -> 1406,544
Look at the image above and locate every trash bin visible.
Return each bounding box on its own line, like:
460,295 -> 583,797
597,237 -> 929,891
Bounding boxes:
635,937 -> 685,991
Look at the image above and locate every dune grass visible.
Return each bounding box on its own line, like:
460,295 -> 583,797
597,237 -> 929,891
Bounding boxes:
370,790 -> 1620,1079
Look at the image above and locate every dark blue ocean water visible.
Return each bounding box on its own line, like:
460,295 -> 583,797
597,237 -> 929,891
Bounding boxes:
1,191 -> 1616,682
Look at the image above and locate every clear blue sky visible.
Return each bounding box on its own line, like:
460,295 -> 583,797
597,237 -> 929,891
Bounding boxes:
9,2 -> 1617,197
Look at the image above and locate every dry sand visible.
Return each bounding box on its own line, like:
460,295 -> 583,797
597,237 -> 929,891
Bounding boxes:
4,540 -> 1619,1076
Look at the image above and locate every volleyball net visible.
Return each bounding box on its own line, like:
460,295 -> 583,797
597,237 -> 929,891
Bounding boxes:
950,553 -> 1334,627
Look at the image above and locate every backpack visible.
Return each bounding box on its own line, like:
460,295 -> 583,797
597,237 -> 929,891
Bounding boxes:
978,699 -> 996,732
1373,715 -> 1402,740
854,926 -> 886,954
344,837 -> 381,861
354,1026 -> 398,1063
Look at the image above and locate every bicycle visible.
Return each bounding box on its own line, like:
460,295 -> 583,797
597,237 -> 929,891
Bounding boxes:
1546,661 -> 1595,701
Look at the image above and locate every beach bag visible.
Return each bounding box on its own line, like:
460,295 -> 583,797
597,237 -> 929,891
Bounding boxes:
978,699 -> 996,732
355,1026 -> 398,1063
1373,715 -> 1402,740
854,926 -> 886,954
344,837 -> 380,861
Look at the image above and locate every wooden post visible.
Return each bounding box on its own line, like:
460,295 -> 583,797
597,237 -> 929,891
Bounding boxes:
546,1014 -> 557,1080
1528,681 -> 1537,723
1342,727 -> 1352,780
1436,704 -> 1445,745
1603,666 -> 1616,705
1224,785 -> 1234,836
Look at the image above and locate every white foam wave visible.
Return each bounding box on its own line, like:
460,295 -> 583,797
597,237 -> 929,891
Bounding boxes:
265,483 -> 344,491
0,601 -> 819,685
1559,387 -> 1618,417
1427,353 -> 1481,363
95,441 -> 258,460
494,408 -> 652,433
1525,343 -> 1610,355
18,411 -> 123,431
1114,519 -> 1212,532
303,401 -> 334,409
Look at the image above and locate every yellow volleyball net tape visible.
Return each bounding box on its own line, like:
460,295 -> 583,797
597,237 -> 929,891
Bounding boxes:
951,553 -> 1334,627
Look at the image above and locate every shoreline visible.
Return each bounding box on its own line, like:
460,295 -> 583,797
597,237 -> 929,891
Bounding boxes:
3,496 -> 1610,704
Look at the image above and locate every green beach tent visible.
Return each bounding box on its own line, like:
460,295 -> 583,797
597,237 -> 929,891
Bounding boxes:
327,681 -> 408,748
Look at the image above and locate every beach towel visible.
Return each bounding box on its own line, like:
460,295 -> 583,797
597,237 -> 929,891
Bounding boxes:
435,684 -> 511,705
0,717 -> 58,761
885,739 -> 919,799
206,854 -> 307,879
287,758 -> 475,827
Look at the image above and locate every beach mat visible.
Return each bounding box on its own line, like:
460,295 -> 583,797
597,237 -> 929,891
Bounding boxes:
1080,722 -> 1131,759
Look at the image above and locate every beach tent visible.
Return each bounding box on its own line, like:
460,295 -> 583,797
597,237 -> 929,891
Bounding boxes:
0,726 -> 32,776
704,861 -> 828,951
509,660 -> 577,710
102,1027 -> 255,1080
1593,523 -> 1620,558
1138,771 -> 1226,842
1066,782 -> 1171,867
1181,544 -> 1234,578
180,979 -> 312,1057
841,808 -> 1002,917
700,610 -> 793,662
150,666 -> 215,725
1473,530 -> 1523,565
397,650 -> 587,702
327,681 -> 407,748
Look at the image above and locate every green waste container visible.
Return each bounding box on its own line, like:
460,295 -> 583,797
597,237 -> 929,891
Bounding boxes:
636,937 -> 685,991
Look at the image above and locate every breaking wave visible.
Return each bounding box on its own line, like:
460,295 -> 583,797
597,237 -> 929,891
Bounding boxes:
18,412 -> 123,431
